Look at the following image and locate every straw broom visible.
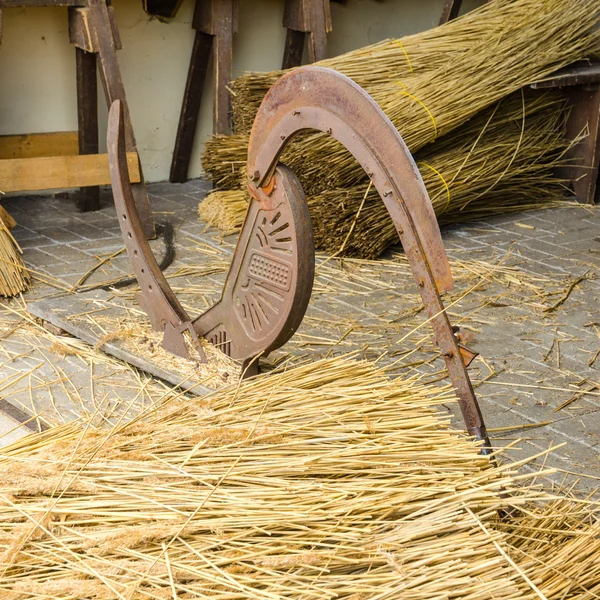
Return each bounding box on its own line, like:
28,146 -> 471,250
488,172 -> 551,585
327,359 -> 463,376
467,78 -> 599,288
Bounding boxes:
203,0 -> 599,194
200,90 -> 570,255
0,205 -> 29,297
0,355 -> 598,598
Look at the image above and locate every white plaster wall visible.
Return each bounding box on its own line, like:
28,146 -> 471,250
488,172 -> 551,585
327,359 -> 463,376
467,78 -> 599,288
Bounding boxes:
0,0 -> 482,182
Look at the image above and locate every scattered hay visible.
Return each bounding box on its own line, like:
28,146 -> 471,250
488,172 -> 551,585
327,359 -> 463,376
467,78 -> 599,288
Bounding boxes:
0,355 -> 598,598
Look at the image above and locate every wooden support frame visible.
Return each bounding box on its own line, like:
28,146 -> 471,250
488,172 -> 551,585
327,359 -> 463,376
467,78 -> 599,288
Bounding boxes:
532,62 -> 600,205
0,0 -> 154,237
439,0 -> 462,25
170,0 -> 332,183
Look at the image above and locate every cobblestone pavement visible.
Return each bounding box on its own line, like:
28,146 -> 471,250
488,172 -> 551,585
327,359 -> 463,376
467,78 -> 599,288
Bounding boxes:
2,181 -> 600,491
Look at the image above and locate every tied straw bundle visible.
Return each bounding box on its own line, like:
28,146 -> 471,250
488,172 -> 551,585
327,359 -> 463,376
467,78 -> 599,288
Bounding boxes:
229,0 -> 589,134
0,356 -> 599,598
0,205 -> 29,297
202,0 -> 600,194
200,90 -> 570,256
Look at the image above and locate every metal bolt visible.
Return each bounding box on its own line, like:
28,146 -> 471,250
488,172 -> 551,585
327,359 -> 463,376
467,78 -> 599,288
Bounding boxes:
251,170 -> 260,181
326,127 -> 332,134
397,228 -> 404,235
417,279 -> 424,287
280,134 -> 286,140
444,350 -> 454,359
292,110 -> 301,116
383,190 -> 392,197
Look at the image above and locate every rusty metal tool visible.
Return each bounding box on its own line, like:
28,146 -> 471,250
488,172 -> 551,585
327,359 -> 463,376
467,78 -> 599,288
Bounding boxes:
107,66 -> 491,451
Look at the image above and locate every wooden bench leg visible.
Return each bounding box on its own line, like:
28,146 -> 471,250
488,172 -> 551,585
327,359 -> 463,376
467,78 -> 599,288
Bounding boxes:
439,0 -> 462,24
559,85 -> 600,204
282,29 -> 305,69
75,47 -> 100,212
86,0 -> 155,238
170,30 -> 212,183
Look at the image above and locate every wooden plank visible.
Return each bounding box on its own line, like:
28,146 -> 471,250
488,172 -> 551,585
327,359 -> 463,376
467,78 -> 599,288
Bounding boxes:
27,291 -> 216,397
0,132 -> 79,160
75,45 -> 100,211
0,152 -> 140,192
68,6 -> 121,52
531,61 -> 600,89
170,29 -> 213,183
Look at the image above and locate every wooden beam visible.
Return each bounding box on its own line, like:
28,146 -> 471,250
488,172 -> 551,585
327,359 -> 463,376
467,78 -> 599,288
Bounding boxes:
282,28 -> 304,69
439,0 -> 462,24
0,132 -> 79,159
170,29 -> 212,183
86,0 -> 154,238
0,152 -> 140,193
75,45 -> 100,211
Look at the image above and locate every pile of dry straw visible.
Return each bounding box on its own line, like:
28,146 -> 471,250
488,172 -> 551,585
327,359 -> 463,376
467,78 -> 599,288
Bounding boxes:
0,356 -> 598,598
0,205 -> 29,298
200,0 -> 599,258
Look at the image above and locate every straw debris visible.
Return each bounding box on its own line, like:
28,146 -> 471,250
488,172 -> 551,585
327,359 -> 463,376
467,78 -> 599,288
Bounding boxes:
0,356 -> 598,598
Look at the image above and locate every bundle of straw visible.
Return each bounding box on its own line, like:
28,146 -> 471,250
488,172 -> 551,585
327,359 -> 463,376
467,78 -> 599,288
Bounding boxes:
203,0 -> 599,195
0,356 -> 598,598
230,0 -> 560,133
200,90 -> 570,256
0,205 -> 29,297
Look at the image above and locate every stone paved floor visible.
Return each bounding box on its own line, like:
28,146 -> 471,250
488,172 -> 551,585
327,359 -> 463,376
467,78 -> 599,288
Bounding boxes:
2,181 -> 600,491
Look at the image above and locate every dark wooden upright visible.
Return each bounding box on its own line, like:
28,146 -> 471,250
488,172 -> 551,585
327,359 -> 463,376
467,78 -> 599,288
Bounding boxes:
438,0 -> 463,25
170,0 -> 332,183
532,62 -> 600,205
170,0 -> 238,183
282,0 -> 331,69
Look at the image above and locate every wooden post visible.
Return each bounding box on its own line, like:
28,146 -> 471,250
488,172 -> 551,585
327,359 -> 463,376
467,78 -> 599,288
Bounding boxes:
169,0 -> 238,183
78,0 -> 155,238
282,28 -> 305,69
559,85 -> 600,204
75,46 -> 100,211
212,0 -> 235,135
170,30 -> 212,183
439,0 -> 462,25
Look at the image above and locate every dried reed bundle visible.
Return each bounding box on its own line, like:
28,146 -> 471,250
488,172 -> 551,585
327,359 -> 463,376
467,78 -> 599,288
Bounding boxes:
203,0 -> 599,195
199,91 -> 570,257
0,206 -> 29,298
1,355 -> 590,599
231,0 -> 557,133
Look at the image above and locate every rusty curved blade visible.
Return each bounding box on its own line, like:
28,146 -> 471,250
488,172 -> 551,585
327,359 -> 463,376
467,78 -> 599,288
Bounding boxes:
107,100 -> 206,362
247,65 -> 452,295
246,66 -> 489,449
